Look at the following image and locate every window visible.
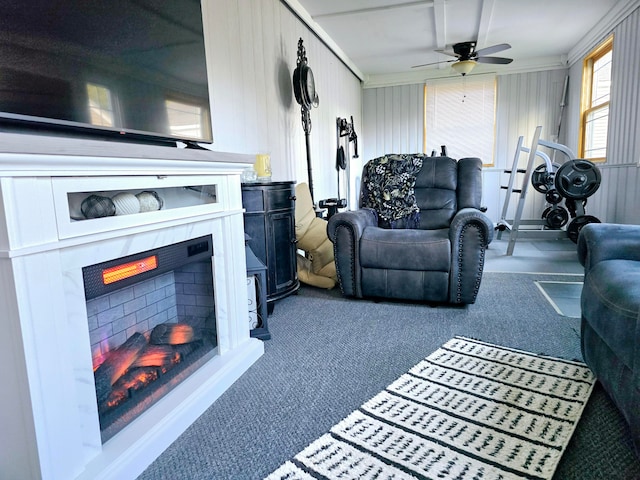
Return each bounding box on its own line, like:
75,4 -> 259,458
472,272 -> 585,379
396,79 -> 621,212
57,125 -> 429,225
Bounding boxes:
87,83 -> 116,127
423,75 -> 496,166
579,35 -> 613,162
165,99 -> 207,140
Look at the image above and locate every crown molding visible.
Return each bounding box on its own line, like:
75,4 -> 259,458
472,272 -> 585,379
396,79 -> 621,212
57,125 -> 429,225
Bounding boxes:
281,0 -> 365,81
568,0 -> 640,65
362,55 -> 569,89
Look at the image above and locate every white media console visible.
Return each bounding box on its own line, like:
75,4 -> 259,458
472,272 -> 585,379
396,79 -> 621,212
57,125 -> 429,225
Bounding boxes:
0,133 -> 263,480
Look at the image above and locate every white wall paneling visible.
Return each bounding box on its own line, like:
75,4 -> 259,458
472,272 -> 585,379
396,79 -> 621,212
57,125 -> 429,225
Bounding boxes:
362,84 -> 424,161
491,69 -> 572,226
361,5 -> 640,227
0,0 -> 363,227
360,83 -> 424,209
361,71 -> 570,225
564,6 -> 640,224
1,0 -> 637,224
203,0 -> 363,206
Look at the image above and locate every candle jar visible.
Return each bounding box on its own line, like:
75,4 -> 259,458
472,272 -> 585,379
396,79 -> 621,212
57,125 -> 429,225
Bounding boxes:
254,154 -> 272,181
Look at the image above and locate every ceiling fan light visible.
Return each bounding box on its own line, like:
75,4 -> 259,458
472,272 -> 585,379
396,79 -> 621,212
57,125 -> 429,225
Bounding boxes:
452,60 -> 476,76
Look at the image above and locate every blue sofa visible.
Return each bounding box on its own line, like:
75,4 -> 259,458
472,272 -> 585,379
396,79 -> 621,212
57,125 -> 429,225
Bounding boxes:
578,222 -> 640,457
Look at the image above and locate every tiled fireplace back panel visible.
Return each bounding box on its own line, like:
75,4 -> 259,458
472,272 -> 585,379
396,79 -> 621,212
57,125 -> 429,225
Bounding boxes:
87,262 -> 214,365
174,262 -> 216,325
87,272 -> 178,363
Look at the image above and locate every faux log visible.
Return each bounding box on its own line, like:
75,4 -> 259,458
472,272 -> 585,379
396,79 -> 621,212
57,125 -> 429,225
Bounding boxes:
94,332 -> 147,404
150,323 -> 200,345
174,341 -> 201,359
131,344 -> 180,368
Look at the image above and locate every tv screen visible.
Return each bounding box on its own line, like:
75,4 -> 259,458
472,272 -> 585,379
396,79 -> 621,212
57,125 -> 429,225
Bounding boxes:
0,0 -> 213,145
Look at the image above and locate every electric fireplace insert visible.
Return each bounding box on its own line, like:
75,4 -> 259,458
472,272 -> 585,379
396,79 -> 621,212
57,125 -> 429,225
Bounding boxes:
83,235 -> 218,443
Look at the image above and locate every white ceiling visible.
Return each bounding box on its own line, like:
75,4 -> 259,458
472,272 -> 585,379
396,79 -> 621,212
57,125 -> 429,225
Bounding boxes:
293,0 -> 627,82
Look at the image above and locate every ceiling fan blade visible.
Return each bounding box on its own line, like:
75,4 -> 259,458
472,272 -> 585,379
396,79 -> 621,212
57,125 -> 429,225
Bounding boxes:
411,59 -> 455,69
434,48 -> 457,58
477,56 -> 513,64
475,43 -> 511,57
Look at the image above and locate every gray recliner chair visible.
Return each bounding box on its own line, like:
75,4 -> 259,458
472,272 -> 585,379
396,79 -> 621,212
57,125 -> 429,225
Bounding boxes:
578,222 -> 640,457
327,154 -> 493,305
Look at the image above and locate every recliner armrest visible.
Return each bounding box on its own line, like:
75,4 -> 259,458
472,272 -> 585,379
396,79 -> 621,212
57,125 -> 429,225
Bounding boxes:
327,208 -> 378,243
447,208 -> 493,304
327,208 -> 378,298
449,208 -> 494,246
578,223 -> 640,271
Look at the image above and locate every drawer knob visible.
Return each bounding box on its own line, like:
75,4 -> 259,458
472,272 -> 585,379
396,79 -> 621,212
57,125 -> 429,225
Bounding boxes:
289,195 -> 296,201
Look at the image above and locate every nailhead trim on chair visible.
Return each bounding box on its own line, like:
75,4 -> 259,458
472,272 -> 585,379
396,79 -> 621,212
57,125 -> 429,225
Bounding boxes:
333,223 -> 356,296
455,222 -> 487,303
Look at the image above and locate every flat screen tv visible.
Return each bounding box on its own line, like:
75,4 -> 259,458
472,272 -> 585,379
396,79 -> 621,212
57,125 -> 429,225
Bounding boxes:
0,0 -> 213,146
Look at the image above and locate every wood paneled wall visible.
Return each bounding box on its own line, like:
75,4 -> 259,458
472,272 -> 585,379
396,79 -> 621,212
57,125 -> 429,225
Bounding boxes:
202,0 -> 362,205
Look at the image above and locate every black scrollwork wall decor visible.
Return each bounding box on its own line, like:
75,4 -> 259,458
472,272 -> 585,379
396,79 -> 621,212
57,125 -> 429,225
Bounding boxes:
292,38 -> 319,203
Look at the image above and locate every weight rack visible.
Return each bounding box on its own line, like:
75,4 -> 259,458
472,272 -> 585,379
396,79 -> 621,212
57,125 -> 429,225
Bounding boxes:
496,126 -> 577,255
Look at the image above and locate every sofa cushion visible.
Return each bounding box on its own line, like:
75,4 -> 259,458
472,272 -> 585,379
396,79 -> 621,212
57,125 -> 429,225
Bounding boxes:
360,227 -> 450,271
581,258 -> 640,370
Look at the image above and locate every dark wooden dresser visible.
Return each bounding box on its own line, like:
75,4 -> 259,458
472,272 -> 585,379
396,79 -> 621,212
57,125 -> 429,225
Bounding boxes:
241,181 -> 299,309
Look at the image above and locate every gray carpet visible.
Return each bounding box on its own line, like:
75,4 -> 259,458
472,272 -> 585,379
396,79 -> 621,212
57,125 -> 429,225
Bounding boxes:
137,272 -> 640,479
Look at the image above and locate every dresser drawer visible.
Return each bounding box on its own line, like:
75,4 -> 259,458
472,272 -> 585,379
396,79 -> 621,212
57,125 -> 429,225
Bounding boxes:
241,182 -> 295,213
267,186 -> 295,211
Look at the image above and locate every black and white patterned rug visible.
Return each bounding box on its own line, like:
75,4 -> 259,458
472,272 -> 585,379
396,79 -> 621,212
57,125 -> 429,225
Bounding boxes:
266,337 -> 595,480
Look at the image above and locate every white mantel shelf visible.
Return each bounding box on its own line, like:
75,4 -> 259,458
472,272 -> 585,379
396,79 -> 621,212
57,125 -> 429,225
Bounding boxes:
0,132 -> 254,176
0,133 -> 263,480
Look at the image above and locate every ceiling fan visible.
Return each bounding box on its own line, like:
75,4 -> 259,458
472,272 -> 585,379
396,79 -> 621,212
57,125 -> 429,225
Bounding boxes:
412,41 -> 513,75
